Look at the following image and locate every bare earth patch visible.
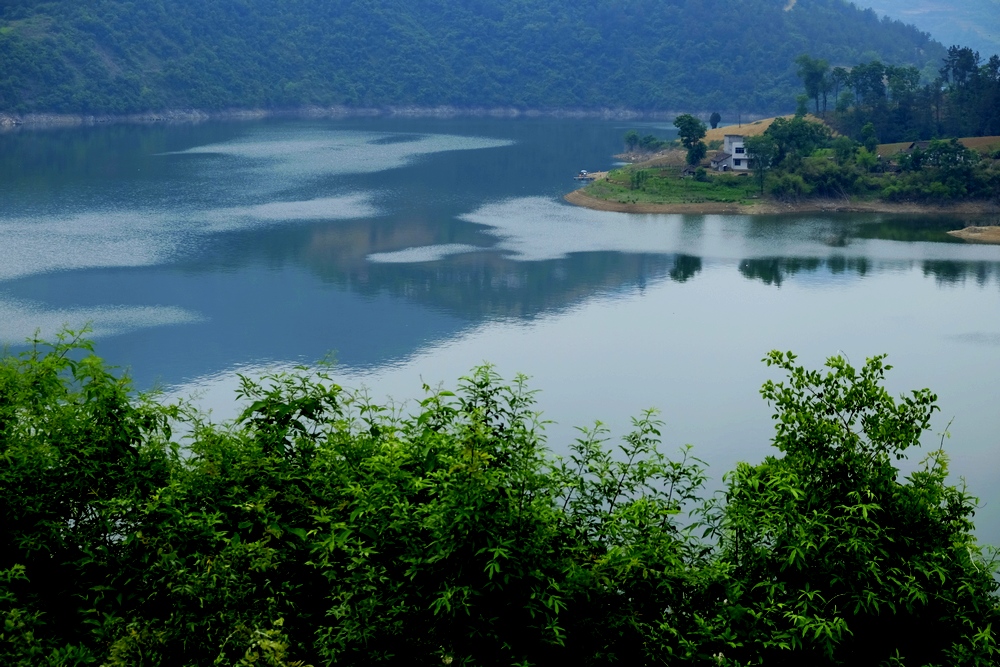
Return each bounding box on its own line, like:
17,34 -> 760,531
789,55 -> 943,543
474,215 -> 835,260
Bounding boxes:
565,188 -> 1000,217
878,136 -> 1000,157
703,114 -> 827,143
948,225 -> 1000,244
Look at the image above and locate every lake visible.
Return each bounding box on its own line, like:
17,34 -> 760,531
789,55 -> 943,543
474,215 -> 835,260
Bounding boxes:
2,117 -> 1000,541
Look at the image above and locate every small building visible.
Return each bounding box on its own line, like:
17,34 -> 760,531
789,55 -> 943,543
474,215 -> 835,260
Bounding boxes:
901,141 -> 932,153
711,134 -> 750,172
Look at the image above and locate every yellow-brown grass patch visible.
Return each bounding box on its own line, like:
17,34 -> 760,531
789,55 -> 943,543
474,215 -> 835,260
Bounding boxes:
704,114 -> 829,143
961,136 -> 1000,152
878,136 -> 1000,157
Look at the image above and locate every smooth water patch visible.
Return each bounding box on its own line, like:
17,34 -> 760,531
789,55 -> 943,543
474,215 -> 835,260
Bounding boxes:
458,197 -> 1000,268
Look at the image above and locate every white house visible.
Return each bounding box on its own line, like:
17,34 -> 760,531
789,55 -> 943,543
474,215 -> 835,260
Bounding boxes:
710,134 -> 750,172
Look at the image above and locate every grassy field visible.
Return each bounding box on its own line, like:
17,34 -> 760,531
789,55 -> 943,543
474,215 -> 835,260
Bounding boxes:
703,114 -> 828,143
878,136 -> 1000,157
585,167 -> 760,205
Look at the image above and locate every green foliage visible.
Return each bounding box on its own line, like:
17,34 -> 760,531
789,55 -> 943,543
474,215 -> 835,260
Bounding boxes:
831,136 -> 858,165
718,351 -> 1000,666
675,114 -> 707,150
861,122 -> 879,153
639,134 -> 669,152
795,94 -> 810,117
0,0 -> 945,114
767,171 -> 812,199
871,0 -> 1000,67
1,337 -> 725,666
745,134 -> 778,194
687,141 -> 708,166
0,330 -> 174,666
710,112 -> 722,129
629,168 -> 651,190
623,131 -> 670,153
623,130 -> 640,152
795,54 -> 830,115
593,167 -> 756,205
823,48 -> 1000,143
765,116 -> 833,166
2,338 -> 998,665
855,147 -> 878,172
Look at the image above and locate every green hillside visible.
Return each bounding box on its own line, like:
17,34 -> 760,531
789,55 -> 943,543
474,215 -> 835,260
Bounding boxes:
0,0 -> 944,115
864,0 -> 1000,60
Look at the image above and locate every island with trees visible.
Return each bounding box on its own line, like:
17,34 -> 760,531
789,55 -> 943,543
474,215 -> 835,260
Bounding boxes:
568,48 -> 1000,225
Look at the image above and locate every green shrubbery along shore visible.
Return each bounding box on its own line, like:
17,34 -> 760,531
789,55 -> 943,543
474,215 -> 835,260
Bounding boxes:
595,117 -> 1000,210
1,333 -> 998,666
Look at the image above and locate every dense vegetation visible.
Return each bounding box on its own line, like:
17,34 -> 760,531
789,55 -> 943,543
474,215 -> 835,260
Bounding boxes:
602,116 -> 1000,205
599,46 -> 1000,207
0,0 -> 943,115
2,333 -> 998,665
868,0 -> 1000,65
794,49 -> 1000,143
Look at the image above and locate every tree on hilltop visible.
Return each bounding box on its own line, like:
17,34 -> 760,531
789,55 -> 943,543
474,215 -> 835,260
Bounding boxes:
796,54 -> 831,115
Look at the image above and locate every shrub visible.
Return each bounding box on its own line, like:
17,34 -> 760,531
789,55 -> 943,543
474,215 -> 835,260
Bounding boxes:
718,352 -> 1000,666
2,338 -> 997,666
767,171 -> 812,199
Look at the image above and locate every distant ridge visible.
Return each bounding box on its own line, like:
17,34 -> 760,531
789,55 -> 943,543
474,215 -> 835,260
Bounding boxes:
0,0 -> 944,115
863,0 -> 1000,60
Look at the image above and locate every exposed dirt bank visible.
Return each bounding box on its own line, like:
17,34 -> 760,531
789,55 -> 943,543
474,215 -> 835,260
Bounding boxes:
0,106 -> 697,130
948,226 -> 1000,244
564,188 -> 1000,217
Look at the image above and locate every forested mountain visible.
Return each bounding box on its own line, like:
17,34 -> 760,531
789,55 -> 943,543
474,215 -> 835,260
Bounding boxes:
0,0 -> 943,115
864,0 -> 1000,61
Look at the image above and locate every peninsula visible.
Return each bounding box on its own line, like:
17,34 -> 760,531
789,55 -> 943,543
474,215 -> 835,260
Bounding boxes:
566,112 -> 1000,227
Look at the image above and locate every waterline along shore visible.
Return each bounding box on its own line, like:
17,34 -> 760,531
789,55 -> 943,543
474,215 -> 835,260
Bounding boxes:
564,187 -> 1000,217
0,106 -> 715,130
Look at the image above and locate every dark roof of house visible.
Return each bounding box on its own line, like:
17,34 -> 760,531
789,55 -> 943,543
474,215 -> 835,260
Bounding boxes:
711,152 -> 732,162
905,141 -> 932,152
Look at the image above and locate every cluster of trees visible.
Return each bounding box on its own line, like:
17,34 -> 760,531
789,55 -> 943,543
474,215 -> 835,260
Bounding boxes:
0,0 -> 943,114
622,115 -> 708,164
794,48 -> 1000,144
623,130 -> 675,154
841,0 -> 1000,79
2,333 -> 998,665
743,115 -> 1000,201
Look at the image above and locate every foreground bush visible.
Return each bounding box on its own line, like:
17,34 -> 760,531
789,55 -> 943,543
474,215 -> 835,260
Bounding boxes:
1,334 -> 997,666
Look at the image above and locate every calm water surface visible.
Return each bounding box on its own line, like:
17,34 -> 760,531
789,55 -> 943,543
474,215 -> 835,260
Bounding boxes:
2,118 -> 1000,540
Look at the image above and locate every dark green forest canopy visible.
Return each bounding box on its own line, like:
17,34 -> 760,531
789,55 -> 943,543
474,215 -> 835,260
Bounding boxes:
0,0 -> 943,114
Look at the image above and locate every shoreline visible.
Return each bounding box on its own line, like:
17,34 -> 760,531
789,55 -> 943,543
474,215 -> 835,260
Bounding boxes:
0,105 -> 718,131
564,188 -> 1000,217
948,226 -> 1000,244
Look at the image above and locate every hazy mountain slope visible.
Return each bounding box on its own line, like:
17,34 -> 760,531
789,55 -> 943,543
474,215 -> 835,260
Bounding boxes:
0,0 -> 945,115
863,0 -> 1000,59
